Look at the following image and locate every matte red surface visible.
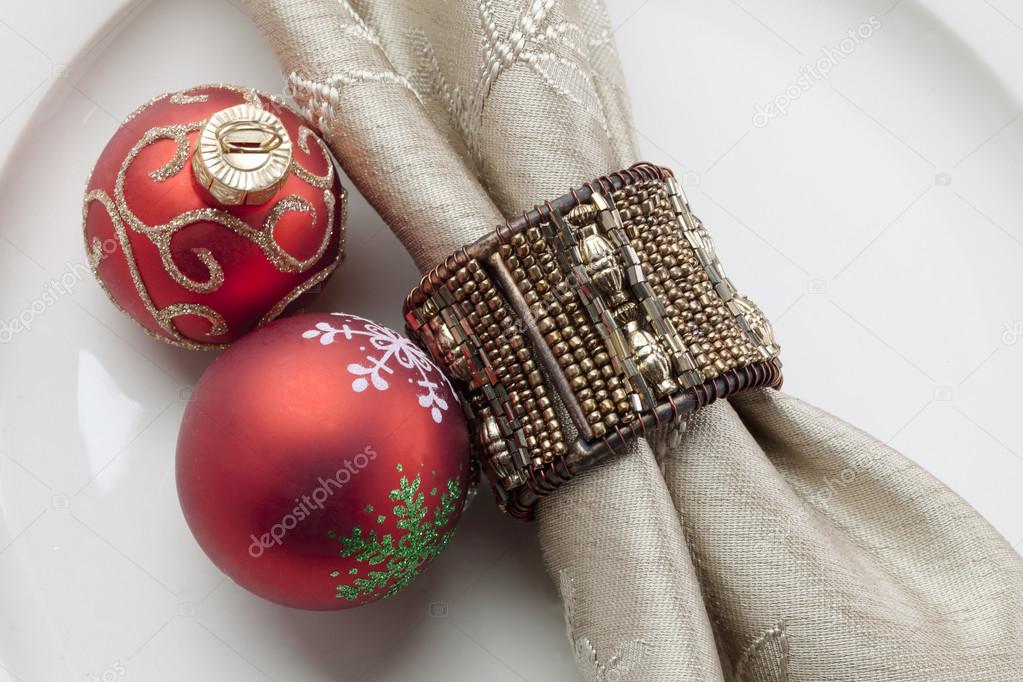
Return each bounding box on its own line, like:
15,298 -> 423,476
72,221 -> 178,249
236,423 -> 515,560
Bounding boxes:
176,314 -> 471,610
83,85 -> 344,347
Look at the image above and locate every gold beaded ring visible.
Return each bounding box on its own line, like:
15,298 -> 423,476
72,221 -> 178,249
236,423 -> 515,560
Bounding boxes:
404,163 -> 782,519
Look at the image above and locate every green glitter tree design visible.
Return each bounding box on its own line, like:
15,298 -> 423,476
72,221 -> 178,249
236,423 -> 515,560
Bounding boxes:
333,469 -> 462,602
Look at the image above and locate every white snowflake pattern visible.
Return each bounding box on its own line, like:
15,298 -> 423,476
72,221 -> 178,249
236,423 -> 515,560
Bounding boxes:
302,313 -> 458,424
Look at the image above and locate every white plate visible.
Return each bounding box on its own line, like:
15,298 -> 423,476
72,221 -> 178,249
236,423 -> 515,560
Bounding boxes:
1,1 -> 1021,680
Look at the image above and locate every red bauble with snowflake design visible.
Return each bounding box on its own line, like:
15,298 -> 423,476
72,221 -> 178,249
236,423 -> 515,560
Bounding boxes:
82,84 -> 346,349
176,312 -> 472,609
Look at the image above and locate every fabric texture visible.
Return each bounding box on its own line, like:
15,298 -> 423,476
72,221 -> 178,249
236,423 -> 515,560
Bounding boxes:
244,1 -> 1023,679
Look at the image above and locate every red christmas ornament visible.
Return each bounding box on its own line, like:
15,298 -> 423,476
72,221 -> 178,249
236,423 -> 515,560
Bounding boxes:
176,313 -> 472,609
82,84 -> 346,349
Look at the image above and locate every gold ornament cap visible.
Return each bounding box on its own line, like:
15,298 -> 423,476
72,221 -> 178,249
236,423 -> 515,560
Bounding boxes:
192,104 -> 293,206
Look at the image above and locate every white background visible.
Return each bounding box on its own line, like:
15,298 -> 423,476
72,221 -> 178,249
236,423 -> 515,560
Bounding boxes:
1,0 -> 1022,680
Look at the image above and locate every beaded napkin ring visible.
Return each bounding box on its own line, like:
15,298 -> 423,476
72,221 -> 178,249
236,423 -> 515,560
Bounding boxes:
404,163 -> 782,519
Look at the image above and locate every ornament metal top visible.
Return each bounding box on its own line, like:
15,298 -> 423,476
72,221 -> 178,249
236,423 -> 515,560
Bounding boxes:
192,103 -> 293,206
82,84 -> 347,350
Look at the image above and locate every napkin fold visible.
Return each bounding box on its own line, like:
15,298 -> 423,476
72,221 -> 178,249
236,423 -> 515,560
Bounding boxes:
245,0 -> 1023,678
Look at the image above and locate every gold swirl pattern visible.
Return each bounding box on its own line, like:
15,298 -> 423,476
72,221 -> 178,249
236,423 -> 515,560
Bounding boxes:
169,90 -> 209,105
83,190 -> 228,346
84,86 -> 344,349
258,190 -> 347,327
114,122 -> 337,292
291,126 -> 334,189
147,125 -> 192,182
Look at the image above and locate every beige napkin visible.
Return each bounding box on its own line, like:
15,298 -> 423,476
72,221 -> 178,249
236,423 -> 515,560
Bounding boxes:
245,0 -> 1023,679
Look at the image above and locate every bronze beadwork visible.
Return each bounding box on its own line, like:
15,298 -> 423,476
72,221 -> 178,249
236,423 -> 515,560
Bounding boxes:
404,163 -> 782,519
